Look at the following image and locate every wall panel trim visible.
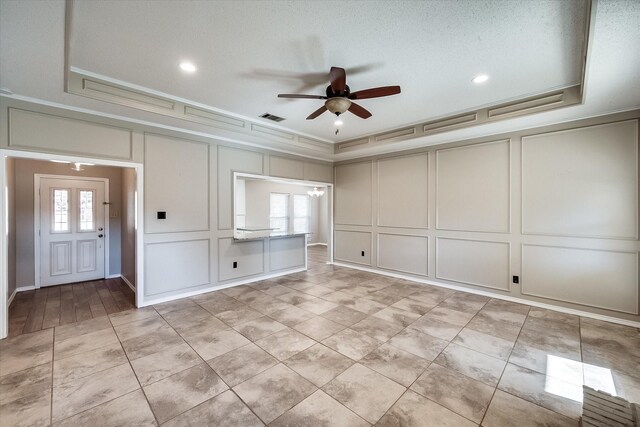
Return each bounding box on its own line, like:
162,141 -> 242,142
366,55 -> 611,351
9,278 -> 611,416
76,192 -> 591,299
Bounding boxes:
520,119 -> 639,240
435,139 -> 511,233
333,230 -> 372,266
435,237 -> 511,291
144,238 -> 211,297
376,232 -> 429,277
376,152 -> 430,229
521,243 -> 639,315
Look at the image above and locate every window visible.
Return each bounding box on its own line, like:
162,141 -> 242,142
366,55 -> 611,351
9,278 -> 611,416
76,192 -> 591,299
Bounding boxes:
52,188 -> 70,232
270,193 -> 289,232
293,194 -> 310,233
78,190 -> 95,231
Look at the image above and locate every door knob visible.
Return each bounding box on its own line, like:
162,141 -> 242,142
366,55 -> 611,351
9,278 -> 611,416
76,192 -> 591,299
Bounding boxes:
98,234 -> 104,238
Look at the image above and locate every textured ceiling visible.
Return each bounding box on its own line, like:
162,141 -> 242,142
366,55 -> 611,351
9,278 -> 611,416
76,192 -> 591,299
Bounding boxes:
67,0 -> 586,142
1,0 -> 638,155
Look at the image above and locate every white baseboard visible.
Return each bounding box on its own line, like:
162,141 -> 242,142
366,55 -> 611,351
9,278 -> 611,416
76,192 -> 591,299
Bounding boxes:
332,262 -> 640,329
120,275 -> 136,293
106,274 -> 121,279
7,285 -> 36,307
7,289 -> 17,307
139,267 -> 307,307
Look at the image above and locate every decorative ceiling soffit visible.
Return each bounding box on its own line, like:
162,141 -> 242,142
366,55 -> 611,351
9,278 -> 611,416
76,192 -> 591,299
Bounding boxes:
65,1 -> 595,159
66,68 -> 334,158
336,0 -> 595,154
335,85 -> 581,153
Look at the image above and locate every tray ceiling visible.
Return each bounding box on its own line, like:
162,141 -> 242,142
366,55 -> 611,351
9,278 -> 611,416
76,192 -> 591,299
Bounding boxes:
68,0 -> 587,142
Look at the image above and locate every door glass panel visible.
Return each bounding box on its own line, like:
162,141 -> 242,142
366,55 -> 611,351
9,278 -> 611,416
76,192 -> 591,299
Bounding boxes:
52,189 -> 70,232
79,190 -> 96,231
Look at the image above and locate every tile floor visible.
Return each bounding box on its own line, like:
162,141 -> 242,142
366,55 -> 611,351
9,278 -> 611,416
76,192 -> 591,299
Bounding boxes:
1,246 -> 639,426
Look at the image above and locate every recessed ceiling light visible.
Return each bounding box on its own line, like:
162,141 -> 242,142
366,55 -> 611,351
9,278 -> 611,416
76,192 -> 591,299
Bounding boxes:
334,119 -> 344,126
179,61 -> 197,73
472,74 -> 489,84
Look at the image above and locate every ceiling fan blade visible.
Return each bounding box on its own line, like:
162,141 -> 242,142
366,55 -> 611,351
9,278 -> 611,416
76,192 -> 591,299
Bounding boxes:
306,105 -> 328,120
329,66 -> 347,93
348,102 -> 372,119
278,94 -> 327,99
349,85 -> 401,100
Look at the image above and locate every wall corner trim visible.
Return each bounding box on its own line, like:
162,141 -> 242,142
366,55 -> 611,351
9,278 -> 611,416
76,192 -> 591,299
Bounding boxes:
7,289 -> 17,308
120,274 -> 136,293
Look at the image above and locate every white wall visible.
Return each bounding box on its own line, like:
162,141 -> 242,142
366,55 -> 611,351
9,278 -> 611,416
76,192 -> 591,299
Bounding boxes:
334,115 -> 640,322
121,168 -> 136,287
12,158 -> 124,287
6,157 -> 15,299
241,178 -> 327,244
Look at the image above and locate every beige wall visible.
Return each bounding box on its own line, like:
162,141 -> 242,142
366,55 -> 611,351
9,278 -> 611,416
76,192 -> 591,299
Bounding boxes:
121,168 -> 136,287
334,114 -> 640,322
6,157 -> 15,299
13,159 -> 124,287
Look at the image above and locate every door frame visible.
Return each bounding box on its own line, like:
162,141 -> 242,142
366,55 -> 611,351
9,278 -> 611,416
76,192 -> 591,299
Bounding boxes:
34,174 -> 110,289
0,149 -> 145,339
232,172 -> 335,266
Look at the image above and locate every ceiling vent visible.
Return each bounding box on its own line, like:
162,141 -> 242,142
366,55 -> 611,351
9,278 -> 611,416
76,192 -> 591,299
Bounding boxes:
259,113 -> 285,122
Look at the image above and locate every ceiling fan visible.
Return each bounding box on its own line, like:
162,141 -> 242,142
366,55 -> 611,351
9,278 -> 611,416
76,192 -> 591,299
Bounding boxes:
277,66 -> 401,120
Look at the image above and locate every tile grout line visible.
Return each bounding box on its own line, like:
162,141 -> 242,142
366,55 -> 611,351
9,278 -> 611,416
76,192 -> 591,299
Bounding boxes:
170,298 -> 295,426
49,326 -> 55,426
153,304 -> 262,425
108,307 -> 162,426
475,305 -> 584,425
188,284 -> 374,425
48,310 -> 162,425
476,306 -> 528,426
370,296 -> 492,425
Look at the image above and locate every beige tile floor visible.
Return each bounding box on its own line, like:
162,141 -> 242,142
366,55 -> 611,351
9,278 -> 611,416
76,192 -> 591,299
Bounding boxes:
1,246 -> 639,426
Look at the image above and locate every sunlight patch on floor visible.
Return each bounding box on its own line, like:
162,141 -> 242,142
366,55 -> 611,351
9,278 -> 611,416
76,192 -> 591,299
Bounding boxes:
544,354 -> 617,402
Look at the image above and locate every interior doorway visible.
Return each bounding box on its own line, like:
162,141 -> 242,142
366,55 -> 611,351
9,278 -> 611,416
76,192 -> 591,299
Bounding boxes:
0,149 -> 144,339
36,175 -> 108,287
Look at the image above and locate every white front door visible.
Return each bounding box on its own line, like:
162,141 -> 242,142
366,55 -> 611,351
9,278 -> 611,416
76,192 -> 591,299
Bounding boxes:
39,177 -> 106,287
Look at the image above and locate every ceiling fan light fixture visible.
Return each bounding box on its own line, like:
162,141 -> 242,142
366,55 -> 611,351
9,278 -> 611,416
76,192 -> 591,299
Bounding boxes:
325,97 -> 352,115
472,74 -> 489,84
